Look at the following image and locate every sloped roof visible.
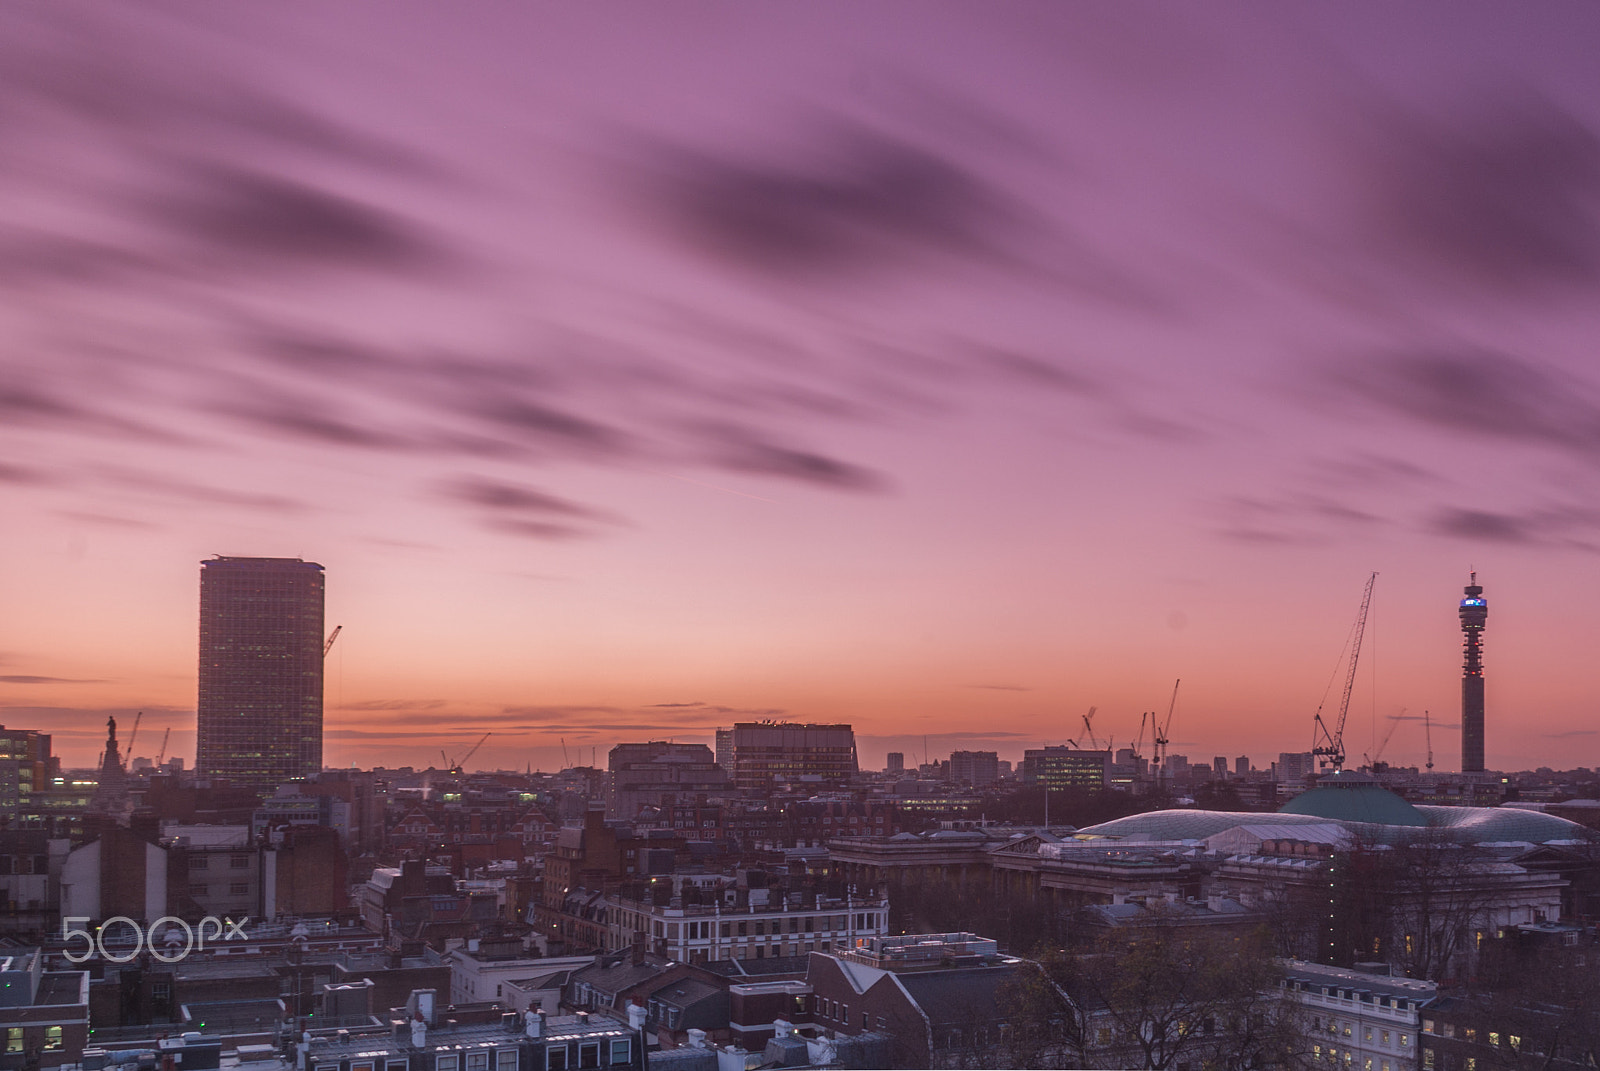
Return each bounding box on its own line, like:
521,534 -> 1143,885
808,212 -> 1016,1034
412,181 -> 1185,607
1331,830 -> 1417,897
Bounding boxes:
1205,822 -> 1351,853
833,957 -> 889,994
896,964 -> 1057,1028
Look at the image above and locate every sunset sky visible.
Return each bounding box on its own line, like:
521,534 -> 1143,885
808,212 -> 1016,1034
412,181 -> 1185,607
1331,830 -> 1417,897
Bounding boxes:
4,4 -> 1600,773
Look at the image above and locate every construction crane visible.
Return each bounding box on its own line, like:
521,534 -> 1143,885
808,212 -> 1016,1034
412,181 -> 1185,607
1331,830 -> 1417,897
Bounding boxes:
126,711 -> 143,759
323,625 -> 343,657
1129,711 -> 1151,762
444,732 -> 492,774
465,733 -> 492,772
1152,679 -> 1180,793
1364,708 -> 1406,772
1424,710 -> 1435,771
155,727 -> 171,768
1080,707 -> 1100,750
1311,572 -> 1378,774
1128,711 -> 1152,783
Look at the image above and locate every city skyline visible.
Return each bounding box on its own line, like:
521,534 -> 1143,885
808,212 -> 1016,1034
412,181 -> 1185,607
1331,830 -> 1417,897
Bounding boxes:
4,5 -> 1600,772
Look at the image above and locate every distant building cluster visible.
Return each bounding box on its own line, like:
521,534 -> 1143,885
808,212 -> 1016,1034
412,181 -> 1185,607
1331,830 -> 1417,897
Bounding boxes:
2,562 -> 1595,1068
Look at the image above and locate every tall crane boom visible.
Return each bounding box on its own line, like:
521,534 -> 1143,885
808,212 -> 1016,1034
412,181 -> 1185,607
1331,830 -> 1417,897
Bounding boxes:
456,732 -> 491,772
155,727 -> 171,767
323,625 -> 343,657
1365,708 -> 1405,769
1424,710 -> 1434,771
1313,572 -> 1378,773
1153,679 -> 1179,793
126,710 -> 143,757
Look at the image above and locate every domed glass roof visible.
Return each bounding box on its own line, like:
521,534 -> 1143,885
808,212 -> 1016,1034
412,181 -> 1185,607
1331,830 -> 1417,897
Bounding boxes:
1075,775 -> 1597,847
1278,773 -> 1428,826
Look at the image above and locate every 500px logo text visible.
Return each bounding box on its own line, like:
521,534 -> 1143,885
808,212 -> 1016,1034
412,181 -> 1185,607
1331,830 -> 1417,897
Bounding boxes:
61,916 -> 250,963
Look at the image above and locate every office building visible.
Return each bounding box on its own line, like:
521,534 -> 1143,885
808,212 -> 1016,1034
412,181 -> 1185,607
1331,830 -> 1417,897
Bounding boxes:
605,742 -> 730,819
724,723 -> 857,790
0,727 -> 56,828
948,750 -> 999,787
1277,751 -> 1316,781
1021,747 -> 1108,791
196,556 -> 325,792
885,752 -> 904,774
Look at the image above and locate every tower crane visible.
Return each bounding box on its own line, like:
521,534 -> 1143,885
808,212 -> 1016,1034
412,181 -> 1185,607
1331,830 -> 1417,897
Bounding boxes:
155,727 -> 171,768
1153,679 -> 1179,794
1311,572 -> 1378,774
462,732 -> 491,772
323,625 -> 343,657
1080,707 -> 1100,751
1424,710 -> 1435,771
1364,708 -> 1406,772
126,711 -> 143,759
1129,710 -> 1152,783
444,732 -> 492,774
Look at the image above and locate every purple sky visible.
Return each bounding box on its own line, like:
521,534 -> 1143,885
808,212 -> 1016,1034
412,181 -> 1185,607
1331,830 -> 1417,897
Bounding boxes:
3,4 -> 1600,772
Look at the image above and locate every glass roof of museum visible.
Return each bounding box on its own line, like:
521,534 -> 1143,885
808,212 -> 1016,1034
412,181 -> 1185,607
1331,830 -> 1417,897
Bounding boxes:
1078,791 -> 1595,846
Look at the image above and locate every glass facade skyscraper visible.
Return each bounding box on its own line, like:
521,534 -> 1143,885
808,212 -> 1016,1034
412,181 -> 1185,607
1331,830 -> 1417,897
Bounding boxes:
197,556 -> 325,791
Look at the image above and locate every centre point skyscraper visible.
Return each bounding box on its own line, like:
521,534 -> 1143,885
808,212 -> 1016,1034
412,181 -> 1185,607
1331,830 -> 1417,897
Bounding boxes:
196,556 -> 325,792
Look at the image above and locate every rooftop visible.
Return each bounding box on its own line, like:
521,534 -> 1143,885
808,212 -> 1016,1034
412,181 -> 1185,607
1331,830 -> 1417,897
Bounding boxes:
1282,960 -> 1437,1002
1278,775 -> 1428,826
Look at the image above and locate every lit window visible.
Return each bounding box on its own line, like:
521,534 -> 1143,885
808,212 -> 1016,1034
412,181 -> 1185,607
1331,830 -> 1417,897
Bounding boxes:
1422,1050 -> 1435,1071
6,1028 -> 21,1053
1509,1036 -> 1521,1050
44,1028 -> 62,1051
1488,1033 -> 1500,1047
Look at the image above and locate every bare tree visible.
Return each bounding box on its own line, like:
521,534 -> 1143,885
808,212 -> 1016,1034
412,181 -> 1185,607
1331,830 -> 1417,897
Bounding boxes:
1330,827 -> 1509,980
1049,907 -> 1312,1070
1464,931 -> 1600,1071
